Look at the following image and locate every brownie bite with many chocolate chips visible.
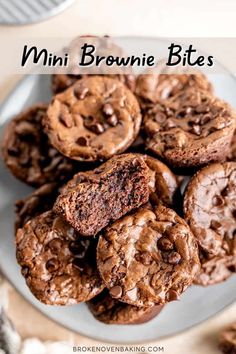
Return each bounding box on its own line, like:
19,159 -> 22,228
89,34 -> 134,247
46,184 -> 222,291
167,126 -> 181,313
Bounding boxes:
184,162 -> 236,257
184,162 -> 236,284
44,76 -> 141,162
54,153 -> 150,236
144,89 -> 236,168
97,204 -> 200,307
16,211 -> 104,305
2,104 -> 77,187
88,290 -> 163,325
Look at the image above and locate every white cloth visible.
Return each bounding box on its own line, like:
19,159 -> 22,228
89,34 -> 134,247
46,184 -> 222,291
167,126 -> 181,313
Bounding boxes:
20,339 -> 72,354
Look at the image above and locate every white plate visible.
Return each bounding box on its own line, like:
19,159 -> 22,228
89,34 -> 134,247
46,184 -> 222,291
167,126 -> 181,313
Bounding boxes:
0,73 -> 236,344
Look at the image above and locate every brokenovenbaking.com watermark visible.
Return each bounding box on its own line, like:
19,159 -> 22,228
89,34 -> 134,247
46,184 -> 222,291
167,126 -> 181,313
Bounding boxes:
73,345 -> 165,353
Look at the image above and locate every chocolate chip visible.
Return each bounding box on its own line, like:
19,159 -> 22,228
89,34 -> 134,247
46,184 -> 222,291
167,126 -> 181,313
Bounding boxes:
69,241 -> 86,255
91,123 -> 105,134
109,285 -> 122,299
213,195 -> 224,207
210,220 -> 221,230
107,114 -> 118,127
103,103 -> 114,116
166,251 -> 181,265
200,114 -> 211,125
166,289 -> 179,302
188,116 -> 201,125
135,251 -> 152,266
176,110 -> 186,118
46,258 -> 59,272
74,86 -> 89,100
189,125 -> 201,135
97,144 -> 104,151
209,126 -> 218,134
158,237 -> 174,251
77,137 -> 88,146
59,113 -> 73,128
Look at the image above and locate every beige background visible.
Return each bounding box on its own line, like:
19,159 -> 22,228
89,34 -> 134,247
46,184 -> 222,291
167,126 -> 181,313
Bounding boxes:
0,1 -> 236,352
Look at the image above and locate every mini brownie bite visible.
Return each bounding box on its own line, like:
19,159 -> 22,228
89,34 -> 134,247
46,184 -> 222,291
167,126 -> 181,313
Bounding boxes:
2,104 -> 77,187
143,155 -> 178,206
88,290 -> 163,325
184,162 -> 236,257
135,70 -> 212,112
16,211 -> 104,305
54,154 -> 150,236
44,76 -> 141,162
97,204 -> 200,307
144,89 -> 236,168
195,254 -> 236,286
219,323 -> 236,354
15,182 -> 60,231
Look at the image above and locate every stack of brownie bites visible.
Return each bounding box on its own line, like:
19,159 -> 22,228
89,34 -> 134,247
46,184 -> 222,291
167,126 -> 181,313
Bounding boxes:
2,39 -> 236,326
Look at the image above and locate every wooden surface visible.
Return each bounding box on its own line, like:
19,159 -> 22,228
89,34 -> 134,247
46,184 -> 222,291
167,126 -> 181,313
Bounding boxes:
0,2 -> 236,352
